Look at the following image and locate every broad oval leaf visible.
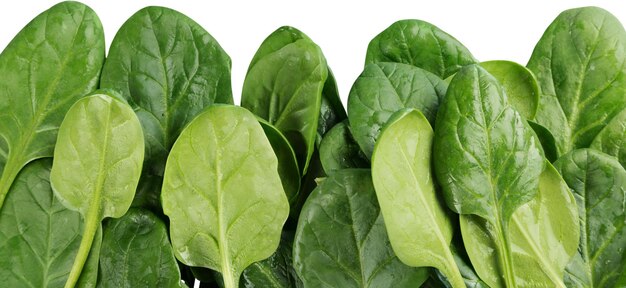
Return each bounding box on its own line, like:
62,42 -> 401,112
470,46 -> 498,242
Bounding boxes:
0,160 -> 99,287
319,121 -> 368,174
0,1 -> 105,209
162,105 -> 289,288
365,19 -> 476,78
100,6 -> 233,210
259,119 -> 301,207
240,231 -> 302,288
371,109 -> 465,287
554,149 -> 626,288
480,60 -> 540,120
591,108 -> 626,168
50,93 -> 145,287
293,169 -> 429,288
527,7 -> 626,156
461,162 -> 579,288
98,208 -> 185,288
433,65 -> 544,287
242,26 -> 327,174
347,62 -> 447,159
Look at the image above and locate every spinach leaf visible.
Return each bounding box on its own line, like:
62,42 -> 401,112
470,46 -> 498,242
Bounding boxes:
347,62 -> 447,158
319,121 -> 368,174
0,159 -> 99,287
98,208 -> 184,288
461,162 -> 579,287
240,231 -> 302,288
480,60 -> 540,120
527,7 -> 626,156
161,105 -> 289,288
0,1 -> 105,210
591,108 -> 626,168
433,65 -> 544,287
50,93 -> 145,287
366,19 -> 476,78
242,26 -> 328,174
371,109 -> 465,287
317,69 -> 347,145
554,149 -> 626,288
528,121 -> 559,163
100,6 -> 232,210
293,169 -> 429,288
259,119 -> 301,207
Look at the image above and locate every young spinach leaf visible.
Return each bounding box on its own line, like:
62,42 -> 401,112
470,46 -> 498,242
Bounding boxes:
100,6 -> 233,210
259,119 -> 301,207
433,65 -> 544,287
591,108 -> 626,168
554,149 -> 626,288
480,60 -> 540,120
0,1 -> 105,210
241,26 -> 328,174
319,121 -> 368,174
50,93 -> 145,288
293,169 -> 429,288
527,7 -> 626,156
240,231 -> 302,288
366,19 -> 476,78
0,159 -> 99,287
461,162 -> 579,287
98,208 -> 185,288
161,105 -> 289,288
371,108 -> 465,287
347,62 -> 447,159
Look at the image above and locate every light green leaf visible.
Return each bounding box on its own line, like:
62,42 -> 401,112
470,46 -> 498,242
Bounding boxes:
591,108 -> 626,168
480,60 -> 540,120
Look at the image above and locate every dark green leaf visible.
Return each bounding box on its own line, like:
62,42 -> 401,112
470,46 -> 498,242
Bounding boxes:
528,121 -> 559,162
0,1 -> 105,210
319,121 -> 368,174
591,108 -> 626,168
366,19 -> 476,78
433,65 -> 544,286
347,62 -> 447,158
554,149 -> 626,288
240,231 -> 302,288
293,169 -> 429,288
100,6 -> 232,209
98,208 -> 183,287
527,7 -> 626,156
242,26 -> 327,174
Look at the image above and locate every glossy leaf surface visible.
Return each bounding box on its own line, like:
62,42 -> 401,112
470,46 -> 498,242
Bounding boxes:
347,62 -> 447,158
240,231 -> 302,288
591,108 -> 626,168
319,121 -> 368,174
293,169 -> 429,288
0,1 -> 105,209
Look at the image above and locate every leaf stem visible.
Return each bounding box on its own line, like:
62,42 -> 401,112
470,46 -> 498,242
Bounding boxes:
495,220 -> 516,287
221,265 -> 237,288
443,250 -> 466,288
0,155 -> 24,211
64,207 -> 100,288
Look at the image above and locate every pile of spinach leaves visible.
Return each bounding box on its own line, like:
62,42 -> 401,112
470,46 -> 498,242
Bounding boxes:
0,2 -> 624,288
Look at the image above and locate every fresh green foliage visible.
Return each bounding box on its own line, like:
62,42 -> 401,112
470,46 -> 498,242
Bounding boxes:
98,208 -> 185,288
527,7 -> 626,157
371,109 -> 464,287
591,108 -> 626,168
242,26 -> 328,174
50,93 -> 145,288
240,231 -> 302,288
366,19 -> 477,78
480,60 -> 540,120
461,162 -> 579,287
293,169 -> 429,288
161,105 -> 289,288
347,62 -> 447,158
318,69 -> 347,144
319,121 -> 368,173
0,1 -> 105,210
433,65 -> 545,287
0,160 -> 99,287
554,149 -> 626,288
100,6 -> 233,210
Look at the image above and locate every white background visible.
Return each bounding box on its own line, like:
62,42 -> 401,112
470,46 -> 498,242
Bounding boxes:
1,0 -> 625,106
